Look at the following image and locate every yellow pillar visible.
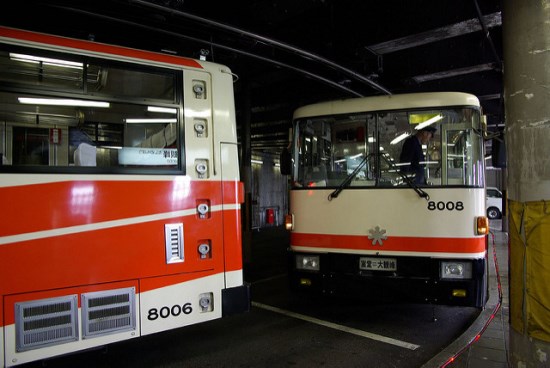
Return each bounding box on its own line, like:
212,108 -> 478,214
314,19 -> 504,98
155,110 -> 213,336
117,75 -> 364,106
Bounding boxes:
503,0 -> 550,366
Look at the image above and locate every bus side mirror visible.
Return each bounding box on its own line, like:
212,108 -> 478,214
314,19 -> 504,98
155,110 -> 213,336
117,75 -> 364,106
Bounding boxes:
481,115 -> 488,139
492,133 -> 506,168
279,147 -> 291,175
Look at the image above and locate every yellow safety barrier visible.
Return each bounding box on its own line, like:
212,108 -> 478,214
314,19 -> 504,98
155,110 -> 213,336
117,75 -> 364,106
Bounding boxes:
509,199 -> 550,342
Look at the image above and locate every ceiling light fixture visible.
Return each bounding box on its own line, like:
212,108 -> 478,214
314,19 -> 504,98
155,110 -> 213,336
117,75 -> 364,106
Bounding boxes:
147,106 -> 178,114
10,53 -> 83,69
125,118 -> 177,123
18,97 -> 110,107
415,114 -> 443,130
390,132 -> 410,145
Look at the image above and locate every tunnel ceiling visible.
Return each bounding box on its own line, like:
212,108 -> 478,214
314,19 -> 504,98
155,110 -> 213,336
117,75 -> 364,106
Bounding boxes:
0,0 -> 503,156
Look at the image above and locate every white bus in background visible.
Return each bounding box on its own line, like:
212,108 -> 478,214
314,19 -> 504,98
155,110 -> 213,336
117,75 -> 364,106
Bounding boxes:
281,92 -> 490,308
0,26 -> 249,367
486,186 -> 503,219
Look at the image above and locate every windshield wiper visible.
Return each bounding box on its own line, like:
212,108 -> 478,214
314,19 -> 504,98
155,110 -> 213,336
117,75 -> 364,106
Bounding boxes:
379,154 -> 430,200
328,155 -> 369,200
328,154 -> 430,201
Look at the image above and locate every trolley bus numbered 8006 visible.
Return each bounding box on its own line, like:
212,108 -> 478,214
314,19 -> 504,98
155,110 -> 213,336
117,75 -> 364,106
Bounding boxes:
147,303 -> 193,321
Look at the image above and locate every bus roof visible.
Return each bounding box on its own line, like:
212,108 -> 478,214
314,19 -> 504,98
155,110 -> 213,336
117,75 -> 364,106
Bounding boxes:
0,26 -> 205,70
293,92 -> 481,119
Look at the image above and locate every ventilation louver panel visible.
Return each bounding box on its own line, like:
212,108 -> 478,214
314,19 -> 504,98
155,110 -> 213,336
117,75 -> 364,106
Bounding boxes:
81,287 -> 136,339
165,223 -> 184,264
15,295 -> 79,352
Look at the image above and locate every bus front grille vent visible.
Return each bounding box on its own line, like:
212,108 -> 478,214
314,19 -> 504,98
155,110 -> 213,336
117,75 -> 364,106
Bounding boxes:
81,287 -> 136,339
15,295 -> 79,352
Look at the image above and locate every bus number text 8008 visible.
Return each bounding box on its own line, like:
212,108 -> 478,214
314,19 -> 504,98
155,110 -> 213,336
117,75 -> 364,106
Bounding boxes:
427,201 -> 464,211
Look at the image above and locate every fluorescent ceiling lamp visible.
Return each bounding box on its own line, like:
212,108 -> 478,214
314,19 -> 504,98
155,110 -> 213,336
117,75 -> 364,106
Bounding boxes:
390,132 -> 410,145
415,114 -> 443,130
18,97 -> 109,107
100,145 -> 122,150
251,159 -> 263,165
10,53 -> 83,69
147,106 -> 178,114
125,118 -> 177,123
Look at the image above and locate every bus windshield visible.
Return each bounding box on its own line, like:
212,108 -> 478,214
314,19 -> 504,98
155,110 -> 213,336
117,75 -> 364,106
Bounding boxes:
292,107 -> 484,188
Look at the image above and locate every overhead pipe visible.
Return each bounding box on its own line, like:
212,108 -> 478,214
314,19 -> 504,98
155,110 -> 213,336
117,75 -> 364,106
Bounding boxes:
52,5 -> 365,97
129,0 -> 392,95
473,0 -> 502,68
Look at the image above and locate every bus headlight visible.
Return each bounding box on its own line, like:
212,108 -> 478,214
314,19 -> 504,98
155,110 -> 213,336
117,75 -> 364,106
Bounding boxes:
296,255 -> 320,271
440,261 -> 472,279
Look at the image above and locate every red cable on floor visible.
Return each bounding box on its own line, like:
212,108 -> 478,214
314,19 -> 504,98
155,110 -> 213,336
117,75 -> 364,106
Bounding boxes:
440,231 -> 503,367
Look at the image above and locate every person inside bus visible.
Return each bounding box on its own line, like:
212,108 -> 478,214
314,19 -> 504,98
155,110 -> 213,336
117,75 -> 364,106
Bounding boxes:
399,126 -> 436,184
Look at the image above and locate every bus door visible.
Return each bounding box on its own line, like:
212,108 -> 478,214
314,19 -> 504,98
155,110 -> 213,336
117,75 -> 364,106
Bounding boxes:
440,122 -> 478,186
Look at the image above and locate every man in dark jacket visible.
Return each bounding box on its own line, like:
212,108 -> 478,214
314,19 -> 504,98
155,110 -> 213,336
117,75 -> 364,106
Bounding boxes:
399,126 -> 436,184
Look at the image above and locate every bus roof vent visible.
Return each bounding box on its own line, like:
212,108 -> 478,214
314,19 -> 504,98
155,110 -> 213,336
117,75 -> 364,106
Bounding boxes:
81,287 -> 136,339
15,295 -> 79,352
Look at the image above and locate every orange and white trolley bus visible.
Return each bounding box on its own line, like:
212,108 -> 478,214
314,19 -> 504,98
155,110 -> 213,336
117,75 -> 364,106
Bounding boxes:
282,92 -> 489,308
0,27 -> 249,367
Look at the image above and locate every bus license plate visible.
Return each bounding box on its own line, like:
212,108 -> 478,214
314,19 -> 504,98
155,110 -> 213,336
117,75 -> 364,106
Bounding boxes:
359,257 -> 397,271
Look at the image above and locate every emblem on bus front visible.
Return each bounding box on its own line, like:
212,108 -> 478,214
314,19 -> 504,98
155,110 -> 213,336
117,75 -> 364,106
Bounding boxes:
368,226 -> 387,245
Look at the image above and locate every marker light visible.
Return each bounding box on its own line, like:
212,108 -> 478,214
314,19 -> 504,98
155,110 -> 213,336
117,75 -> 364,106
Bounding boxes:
284,214 -> 294,230
452,289 -> 467,298
476,216 -> 489,235
300,278 -> 312,286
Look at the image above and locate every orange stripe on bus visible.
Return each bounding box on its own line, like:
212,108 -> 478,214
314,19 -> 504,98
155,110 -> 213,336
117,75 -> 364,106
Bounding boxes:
0,180 -> 241,237
290,232 -> 486,254
0,26 -> 203,69
1,216 -> 215,293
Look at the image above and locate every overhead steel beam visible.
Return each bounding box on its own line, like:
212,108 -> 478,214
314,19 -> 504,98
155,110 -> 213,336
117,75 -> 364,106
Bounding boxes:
478,93 -> 502,101
368,12 -> 501,55
410,63 -> 498,83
